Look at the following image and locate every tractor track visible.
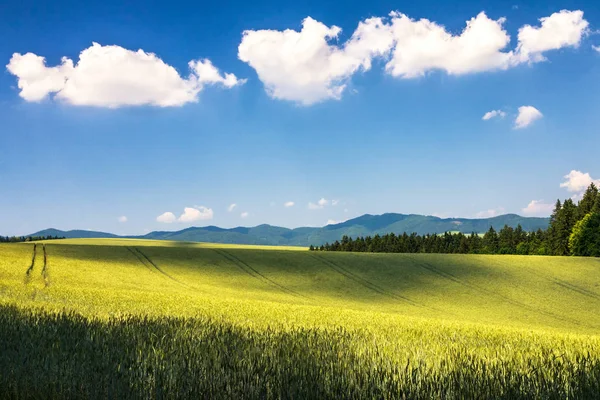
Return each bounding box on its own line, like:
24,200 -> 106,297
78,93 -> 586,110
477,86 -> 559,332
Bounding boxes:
404,255 -> 589,328
311,254 -> 426,309
127,247 -> 189,288
214,249 -> 308,299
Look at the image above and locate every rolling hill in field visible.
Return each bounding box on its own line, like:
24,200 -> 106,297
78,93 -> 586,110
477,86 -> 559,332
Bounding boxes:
2,239 -> 599,397
2,238 -> 598,333
30,212 -> 550,246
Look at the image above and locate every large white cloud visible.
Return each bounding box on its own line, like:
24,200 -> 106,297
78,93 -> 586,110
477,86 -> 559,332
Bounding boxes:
385,12 -> 513,78
560,170 -> 600,192
521,200 -> 554,216
514,106 -> 543,129
239,10 -> 588,104
514,10 -> 589,64
238,17 -> 393,105
7,43 -> 244,107
157,206 -> 214,223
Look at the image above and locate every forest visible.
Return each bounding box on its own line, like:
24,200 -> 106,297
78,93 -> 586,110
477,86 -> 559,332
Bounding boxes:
0,235 -> 65,243
311,183 -> 600,257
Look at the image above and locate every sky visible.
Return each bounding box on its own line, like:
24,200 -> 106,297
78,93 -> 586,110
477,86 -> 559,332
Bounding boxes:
1,0 -> 600,236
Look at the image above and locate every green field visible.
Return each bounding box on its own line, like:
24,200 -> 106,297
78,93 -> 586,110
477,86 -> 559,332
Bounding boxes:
1,239 -> 600,398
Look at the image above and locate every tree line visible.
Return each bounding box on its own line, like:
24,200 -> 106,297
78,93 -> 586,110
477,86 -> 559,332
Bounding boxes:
310,183 -> 600,257
0,235 -> 65,243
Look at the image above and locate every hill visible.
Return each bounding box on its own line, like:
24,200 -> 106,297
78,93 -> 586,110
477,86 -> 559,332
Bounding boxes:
27,213 -> 550,246
1,239 -> 599,397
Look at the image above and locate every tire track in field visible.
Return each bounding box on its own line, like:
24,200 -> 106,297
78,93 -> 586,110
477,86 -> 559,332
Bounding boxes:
405,255 -> 589,328
213,249 -> 308,299
24,244 -> 37,281
127,247 -> 190,288
311,254 -> 425,309
552,280 -> 600,301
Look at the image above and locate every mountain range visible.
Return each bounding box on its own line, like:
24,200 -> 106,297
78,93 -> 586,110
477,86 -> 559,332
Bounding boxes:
30,213 -> 550,247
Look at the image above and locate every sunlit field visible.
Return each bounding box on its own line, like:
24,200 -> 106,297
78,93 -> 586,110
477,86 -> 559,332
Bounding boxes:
1,239 -> 600,398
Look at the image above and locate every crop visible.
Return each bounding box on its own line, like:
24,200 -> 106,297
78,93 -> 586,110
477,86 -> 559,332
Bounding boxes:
1,239 -> 599,398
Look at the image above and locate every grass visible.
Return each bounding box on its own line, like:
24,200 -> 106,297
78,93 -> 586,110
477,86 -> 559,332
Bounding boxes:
1,239 -> 600,398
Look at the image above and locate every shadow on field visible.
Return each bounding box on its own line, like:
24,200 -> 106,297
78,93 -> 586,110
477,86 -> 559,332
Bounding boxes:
2,304 -> 600,399
39,243 -> 600,332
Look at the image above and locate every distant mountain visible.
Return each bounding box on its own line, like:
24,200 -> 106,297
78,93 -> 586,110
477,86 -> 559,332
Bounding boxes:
27,213 -> 550,246
30,228 -> 119,239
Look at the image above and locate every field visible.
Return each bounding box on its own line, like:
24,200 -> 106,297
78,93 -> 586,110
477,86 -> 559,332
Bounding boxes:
1,239 -> 600,398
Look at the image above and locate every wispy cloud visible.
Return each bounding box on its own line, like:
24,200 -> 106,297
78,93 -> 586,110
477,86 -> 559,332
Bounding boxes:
482,110 -> 506,120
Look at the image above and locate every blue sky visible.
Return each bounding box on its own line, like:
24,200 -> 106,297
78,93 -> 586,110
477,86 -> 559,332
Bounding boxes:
1,0 -> 599,236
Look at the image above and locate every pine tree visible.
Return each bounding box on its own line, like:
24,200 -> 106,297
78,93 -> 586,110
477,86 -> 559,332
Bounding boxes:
546,200 -> 563,255
577,183 -> 599,220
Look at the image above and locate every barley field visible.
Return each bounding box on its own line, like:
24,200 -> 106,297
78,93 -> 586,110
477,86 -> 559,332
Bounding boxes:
1,239 -> 600,398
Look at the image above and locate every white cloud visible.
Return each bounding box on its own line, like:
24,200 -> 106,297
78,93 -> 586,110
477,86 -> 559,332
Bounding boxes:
157,206 -> 214,223
521,200 -> 554,216
513,10 -> 589,64
326,219 -> 340,225
118,216 -> 128,223
332,199 -> 340,206
309,197 -> 329,209
560,170 -> 600,192
593,45 -> 600,53
284,201 -> 295,207
514,105 -> 542,128
240,212 -> 249,218
385,12 -> 513,78
156,212 -> 177,223
238,16 -> 394,105
475,207 -> 505,218
6,43 -> 244,107
482,109 -> 506,120
179,206 -> 213,222
228,203 -> 237,212
238,10 -> 587,104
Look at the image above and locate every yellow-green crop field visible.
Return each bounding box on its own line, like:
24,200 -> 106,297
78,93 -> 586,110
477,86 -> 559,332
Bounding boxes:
1,239 -> 600,398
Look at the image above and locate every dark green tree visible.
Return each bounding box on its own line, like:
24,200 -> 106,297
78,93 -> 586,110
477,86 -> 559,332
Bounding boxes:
569,213 -> 600,257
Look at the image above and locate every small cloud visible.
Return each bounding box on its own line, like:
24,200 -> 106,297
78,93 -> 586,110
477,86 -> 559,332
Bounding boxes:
326,218 -> 347,226
593,45 -> 600,53
179,206 -> 213,222
284,201 -> 295,207
522,200 -> 554,216
512,5 -> 519,10
308,197 -> 329,210
475,207 -> 505,218
228,203 -> 237,212
240,212 -> 249,218
482,110 -> 506,120
560,170 -> 600,192
118,216 -> 127,223
157,212 -> 177,223
332,199 -> 340,206
157,206 -> 214,223
514,106 -> 543,129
